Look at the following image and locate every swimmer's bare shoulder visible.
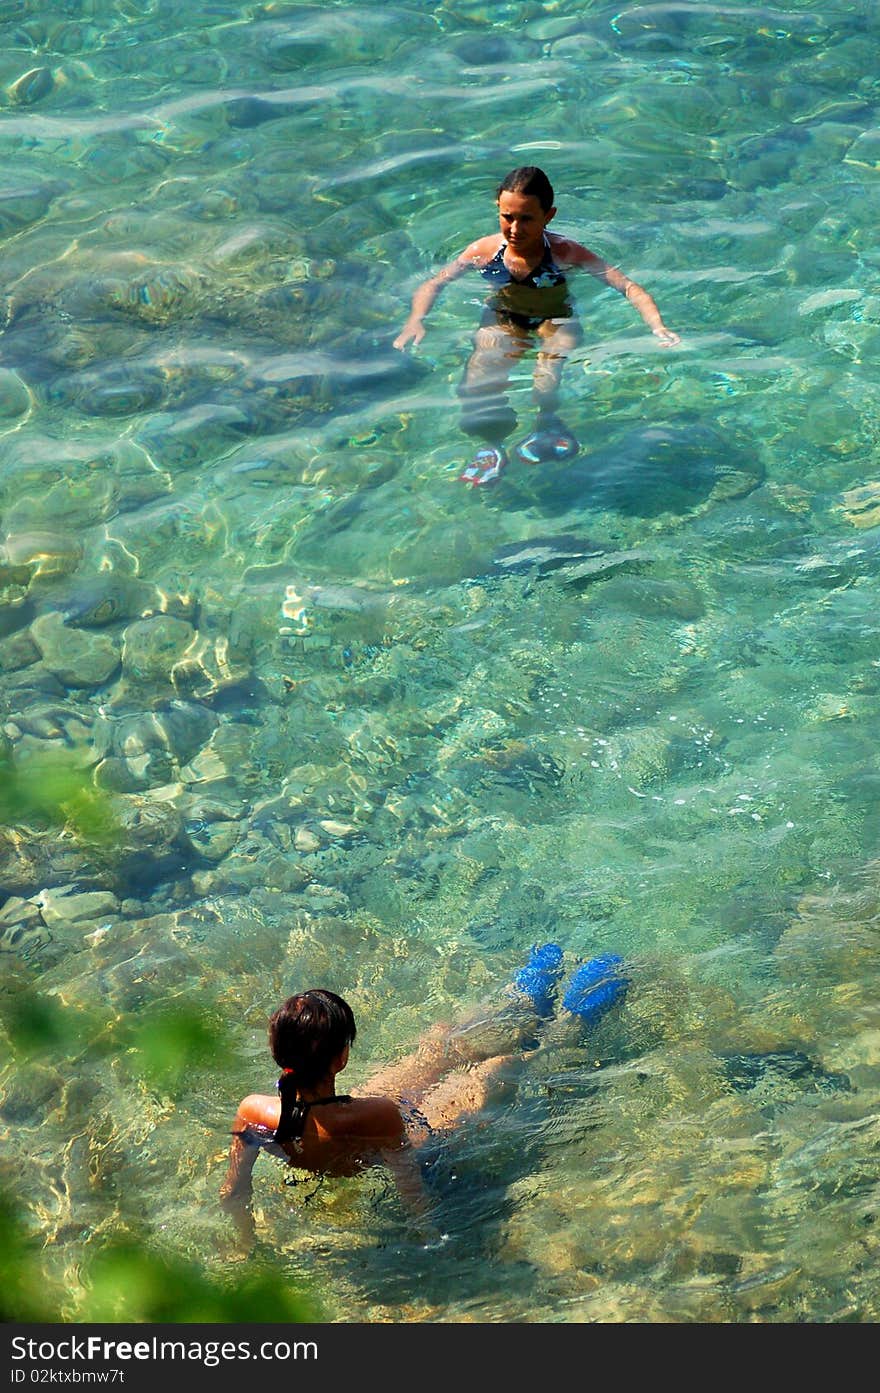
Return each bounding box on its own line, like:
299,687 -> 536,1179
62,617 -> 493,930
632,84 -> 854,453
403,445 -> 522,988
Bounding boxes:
546,230 -> 609,273
458,232 -> 503,268
340,1093 -> 407,1146
432,233 -> 502,284
230,1091 -> 405,1145
231,1091 -> 280,1133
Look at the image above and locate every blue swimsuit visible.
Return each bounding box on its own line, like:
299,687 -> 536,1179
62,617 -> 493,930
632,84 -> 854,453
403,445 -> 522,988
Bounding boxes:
480,235 -> 572,330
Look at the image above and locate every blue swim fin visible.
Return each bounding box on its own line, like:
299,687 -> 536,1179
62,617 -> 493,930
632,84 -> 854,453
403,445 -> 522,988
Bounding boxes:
562,954 -> 628,1026
512,942 -> 564,1017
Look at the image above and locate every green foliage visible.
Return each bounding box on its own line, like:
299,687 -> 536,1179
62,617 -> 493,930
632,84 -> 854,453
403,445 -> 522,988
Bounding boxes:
2,987 -> 106,1063
125,1001 -> 224,1092
82,1242 -> 320,1323
0,752 -> 322,1325
2,986 -> 229,1097
0,1191 -> 320,1322
0,749 -> 119,844
0,999 -> 325,1321
0,1190 -> 59,1322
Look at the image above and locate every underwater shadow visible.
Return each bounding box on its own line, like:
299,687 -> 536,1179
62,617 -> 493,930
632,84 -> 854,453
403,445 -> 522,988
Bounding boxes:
520,417 -> 762,519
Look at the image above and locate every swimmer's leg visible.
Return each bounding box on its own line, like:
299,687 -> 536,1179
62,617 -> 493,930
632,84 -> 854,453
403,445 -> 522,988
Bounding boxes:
415,1055 -> 513,1134
361,1022 -> 451,1103
361,944 -> 561,1108
532,316 -> 582,413
457,318 -> 531,445
515,317 -> 581,464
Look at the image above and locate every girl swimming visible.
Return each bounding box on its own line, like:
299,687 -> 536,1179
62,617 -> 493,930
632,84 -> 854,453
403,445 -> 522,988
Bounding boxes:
220,950 -> 628,1248
393,165 -> 680,485
219,987 -> 525,1248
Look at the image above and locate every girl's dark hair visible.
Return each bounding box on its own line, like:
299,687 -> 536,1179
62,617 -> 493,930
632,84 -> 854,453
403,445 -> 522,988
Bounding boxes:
497,166 -> 554,212
270,989 -> 356,1143
270,989 -> 356,1085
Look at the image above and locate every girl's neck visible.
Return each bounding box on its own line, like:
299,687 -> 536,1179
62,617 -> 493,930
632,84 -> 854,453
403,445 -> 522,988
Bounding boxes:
504,233 -> 546,263
293,1073 -> 337,1103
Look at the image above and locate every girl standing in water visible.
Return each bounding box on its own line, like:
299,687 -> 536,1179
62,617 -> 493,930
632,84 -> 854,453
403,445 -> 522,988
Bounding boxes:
394,166 -> 679,485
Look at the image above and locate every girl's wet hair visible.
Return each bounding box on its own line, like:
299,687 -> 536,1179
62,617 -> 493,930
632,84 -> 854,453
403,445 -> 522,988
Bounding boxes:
270,990 -> 356,1144
269,988 -> 356,1087
497,166 -> 554,212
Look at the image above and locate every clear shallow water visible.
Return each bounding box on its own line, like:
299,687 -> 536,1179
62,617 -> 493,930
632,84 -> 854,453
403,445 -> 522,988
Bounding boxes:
1,0 -> 880,1323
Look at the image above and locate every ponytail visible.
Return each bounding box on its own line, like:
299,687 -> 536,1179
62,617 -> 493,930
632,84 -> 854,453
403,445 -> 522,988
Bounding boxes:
274,1067 -> 308,1144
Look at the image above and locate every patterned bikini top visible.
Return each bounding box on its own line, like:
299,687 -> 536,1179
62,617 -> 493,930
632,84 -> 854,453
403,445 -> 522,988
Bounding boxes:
479,235 -> 567,290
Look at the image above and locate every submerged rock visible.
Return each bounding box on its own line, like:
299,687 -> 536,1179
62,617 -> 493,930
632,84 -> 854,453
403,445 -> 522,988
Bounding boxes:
30,612 -> 120,689
0,368 -> 32,418
0,179 -> 60,236
720,1050 -> 851,1098
0,896 -> 48,959
0,1062 -> 64,1124
183,818 -> 241,863
49,364 -> 167,417
108,263 -> 209,326
121,615 -> 197,687
34,574 -> 162,630
0,531 -> 83,580
38,885 -> 120,928
94,701 -> 217,792
0,629 -> 39,673
111,798 -> 187,894
540,422 -> 762,518
6,66 -> 55,106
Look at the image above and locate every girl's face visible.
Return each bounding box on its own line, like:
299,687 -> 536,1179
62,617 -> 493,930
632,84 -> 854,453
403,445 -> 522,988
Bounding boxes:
497,190 -> 555,252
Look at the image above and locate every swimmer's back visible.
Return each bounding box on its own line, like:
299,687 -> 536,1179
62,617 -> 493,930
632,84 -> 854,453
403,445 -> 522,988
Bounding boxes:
232,1091 -> 407,1179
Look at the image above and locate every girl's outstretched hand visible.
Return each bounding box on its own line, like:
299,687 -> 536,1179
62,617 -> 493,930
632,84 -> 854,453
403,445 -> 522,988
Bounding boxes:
394,318 -> 425,350
653,325 -> 681,346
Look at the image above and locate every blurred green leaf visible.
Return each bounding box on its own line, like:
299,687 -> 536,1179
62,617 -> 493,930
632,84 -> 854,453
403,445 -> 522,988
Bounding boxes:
1,990 -> 234,1120
84,1243 -> 320,1322
0,1190 -> 321,1323
1,987 -> 103,1061
126,1002 -> 225,1092
2,990 -> 232,1090
0,1190 -> 63,1322
0,751 -> 119,844
0,991 -> 114,1064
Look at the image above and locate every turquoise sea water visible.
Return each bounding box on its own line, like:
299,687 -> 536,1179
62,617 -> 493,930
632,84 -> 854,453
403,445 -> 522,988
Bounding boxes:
2,0 -> 880,1323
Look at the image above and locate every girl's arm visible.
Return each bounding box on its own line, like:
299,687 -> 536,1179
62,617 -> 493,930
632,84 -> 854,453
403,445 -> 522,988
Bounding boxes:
219,1095 -> 272,1249
370,1106 -> 444,1246
560,238 -> 680,346
393,237 -> 496,349
382,1140 -> 446,1246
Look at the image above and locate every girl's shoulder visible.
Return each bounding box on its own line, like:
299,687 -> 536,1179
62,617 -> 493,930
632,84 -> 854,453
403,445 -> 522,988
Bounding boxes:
343,1093 -> 408,1141
236,1092 -> 281,1131
547,231 -> 606,269
458,232 -> 503,267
